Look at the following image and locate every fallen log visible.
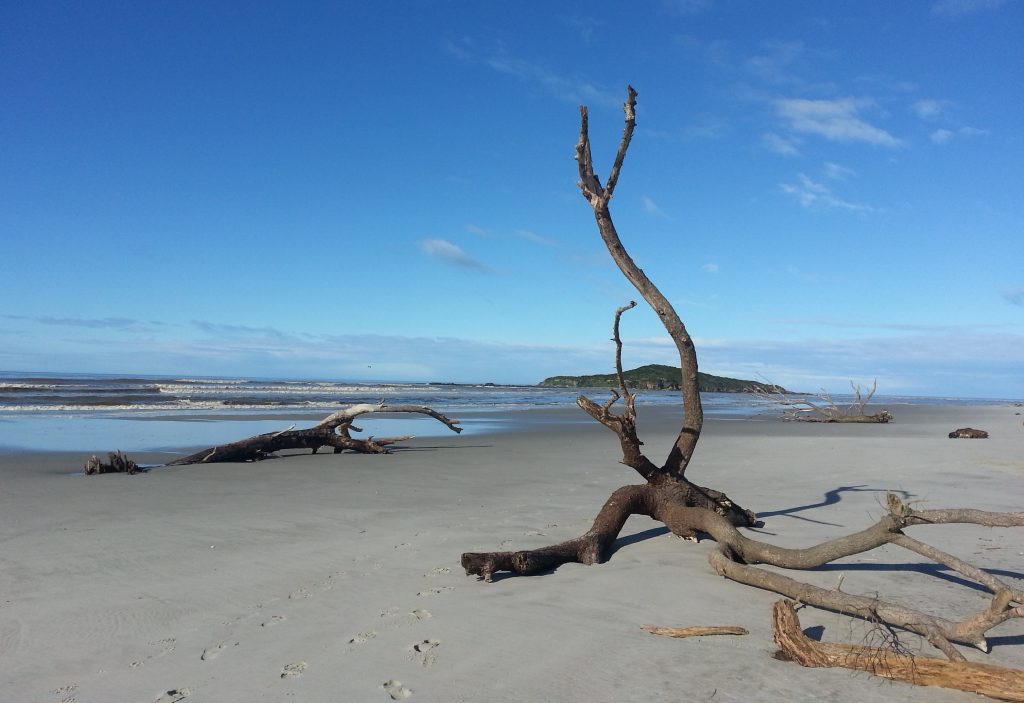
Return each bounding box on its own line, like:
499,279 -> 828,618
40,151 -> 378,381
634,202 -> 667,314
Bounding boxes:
772,600 -> 1024,702
83,403 -> 462,473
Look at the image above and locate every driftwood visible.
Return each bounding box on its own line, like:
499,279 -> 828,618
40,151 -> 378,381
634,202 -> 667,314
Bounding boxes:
84,450 -> 139,475
642,625 -> 748,638
754,379 -> 892,423
461,86 -> 1024,694
84,403 -> 462,472
773,600 -> 1024,702
950,427 -> 989,439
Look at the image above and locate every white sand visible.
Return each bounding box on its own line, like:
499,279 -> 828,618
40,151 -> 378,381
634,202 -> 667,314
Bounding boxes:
1,403 -> 1022,702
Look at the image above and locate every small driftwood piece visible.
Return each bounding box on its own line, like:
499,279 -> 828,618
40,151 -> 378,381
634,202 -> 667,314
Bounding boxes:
83,403 -> 462,472
772,600 -> 1024,702
84,450 -> 139,475
642,625 -> 748,638
949,427 -> 989,439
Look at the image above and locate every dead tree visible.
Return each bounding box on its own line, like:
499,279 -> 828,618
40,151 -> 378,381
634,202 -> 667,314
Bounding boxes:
754,379 -> 892,423
460,87 -> 1023,696
84,403 -> 461,472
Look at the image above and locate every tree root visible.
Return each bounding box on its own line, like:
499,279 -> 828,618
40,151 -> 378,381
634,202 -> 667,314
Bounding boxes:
772,600 -> 1024,702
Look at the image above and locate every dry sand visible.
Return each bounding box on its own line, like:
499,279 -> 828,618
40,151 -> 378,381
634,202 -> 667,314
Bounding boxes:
1,403 -> 1022,702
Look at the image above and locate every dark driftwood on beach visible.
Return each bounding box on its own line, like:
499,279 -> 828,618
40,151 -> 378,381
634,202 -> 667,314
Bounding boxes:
84,403 -> 461,472
461,86 -> 1024,695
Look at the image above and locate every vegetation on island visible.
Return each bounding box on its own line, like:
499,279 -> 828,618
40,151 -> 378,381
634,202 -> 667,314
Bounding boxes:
538,364 -> 785,393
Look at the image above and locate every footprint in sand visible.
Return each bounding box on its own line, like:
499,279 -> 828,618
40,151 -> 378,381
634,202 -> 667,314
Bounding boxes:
380,608 -> 432,627
411,639 -> 440,668
200,642 -> 226,661
424,566 -> 451,577
349,631 -> 377,646
261,615 -> 286,628
382,680 -> 412,699
130,638 -> 176,668
416,586 -> 453,597
154,688 -> 191,703
288,588 -> 313,600
50,684 -> 77,703
281,662 -> 307,679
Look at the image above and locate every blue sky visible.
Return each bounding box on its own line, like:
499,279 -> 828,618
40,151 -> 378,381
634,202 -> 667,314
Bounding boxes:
2,1 -> 1022,398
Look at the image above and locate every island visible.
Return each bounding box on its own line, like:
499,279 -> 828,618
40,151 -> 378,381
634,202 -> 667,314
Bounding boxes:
538,364 -> 785,393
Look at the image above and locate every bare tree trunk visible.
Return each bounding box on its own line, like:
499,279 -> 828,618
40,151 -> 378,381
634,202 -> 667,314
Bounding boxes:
461,87 -> 1024,686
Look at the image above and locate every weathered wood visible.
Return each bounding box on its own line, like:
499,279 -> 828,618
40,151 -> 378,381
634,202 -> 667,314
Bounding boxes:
950,427 -> 988,438
642,625 -> 748,638
462,87 -> 1024,679
84,403 -> 461,472
772,600 -> 1024,702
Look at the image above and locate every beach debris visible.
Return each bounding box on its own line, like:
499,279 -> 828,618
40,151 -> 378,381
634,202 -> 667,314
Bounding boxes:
83,450 -> 139,475
642,625 -> 748,638
752,379 -> 893,423
949,427 -> 989,439
461,86 -> 1024,696
81,403 -> 461,472
772,600 -> 1024,701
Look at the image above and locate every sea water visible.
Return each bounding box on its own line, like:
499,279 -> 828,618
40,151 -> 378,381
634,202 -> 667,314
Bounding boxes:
0,372 -> 1014,453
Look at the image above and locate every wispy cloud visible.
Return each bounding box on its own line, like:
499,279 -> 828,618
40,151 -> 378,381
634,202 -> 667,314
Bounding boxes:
446,38 -> 618,107
701,263 -> 720,273
932,0 -> 1006,18
514,229 -> 558,246
420,238 -> 492,272
3,314 -> 159,331
912,98 -> 952,119
779,174 -> 878,213
761,132 -> 800,156
744,40 -> 806,85
823,162 -> 855,180
192,320 -> 289,338
464,224 -> 493,237
930,125 -> 990,144
775,98 -> 902,147
1001,286 -> 1024,306
641,195 -> 669,218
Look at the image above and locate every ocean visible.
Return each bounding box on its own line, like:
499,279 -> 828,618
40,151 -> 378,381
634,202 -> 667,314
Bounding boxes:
0,372 -> 1014,454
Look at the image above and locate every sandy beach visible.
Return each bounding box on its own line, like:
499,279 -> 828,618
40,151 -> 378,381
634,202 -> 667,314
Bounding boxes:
2,402 -> 1022,702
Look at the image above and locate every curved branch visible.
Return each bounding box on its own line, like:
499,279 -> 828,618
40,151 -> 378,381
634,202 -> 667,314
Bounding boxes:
575,87 -> 702,478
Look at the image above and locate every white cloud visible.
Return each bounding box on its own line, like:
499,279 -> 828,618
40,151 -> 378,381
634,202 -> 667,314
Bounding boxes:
465,224 -> 493,237
932,0 -> 1006,18
912,99 -> 951,119
823,162 -> 855,180
514,229 -> 558,246
959,126 -> 991,137
420,239 -> 492,271
641,195 -> 669,218
780,174 -> 878,213
761,132 -> 800,156
775,98 -> 902,147
701,263 -> 720,273
930,128 -> 955,144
